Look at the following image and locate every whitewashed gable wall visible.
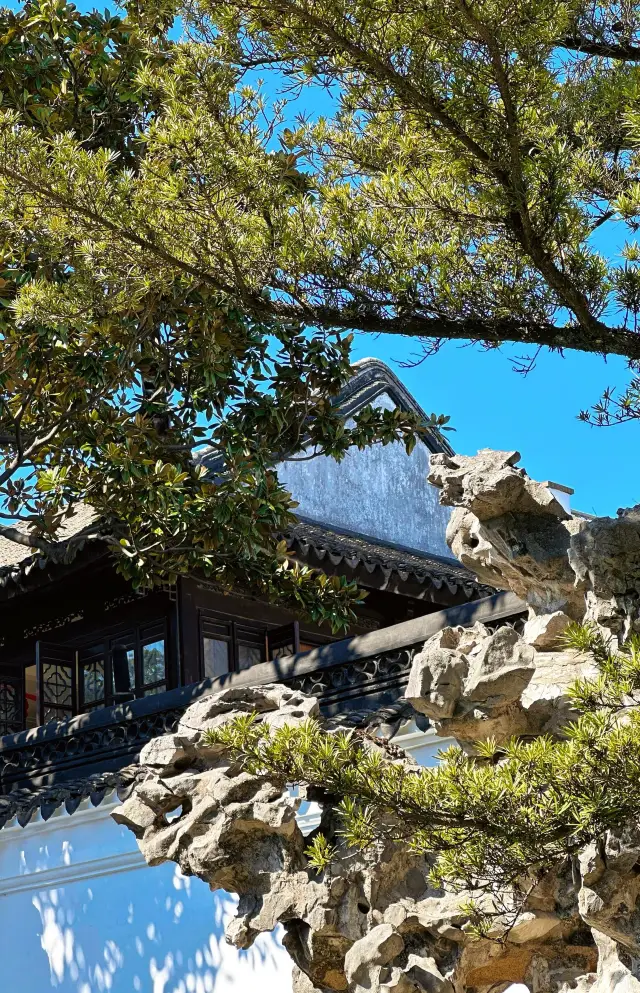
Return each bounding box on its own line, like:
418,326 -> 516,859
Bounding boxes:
277,393 -> 453,559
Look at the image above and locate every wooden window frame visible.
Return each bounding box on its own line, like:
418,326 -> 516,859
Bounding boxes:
267,621 -> 300,661
76,619 -> 169,710
0,666 -> 25,736
199,613 -> 313,679
36,641 -> 77,725
138,621 -> 168,696
199,610 -> 268,678
77,642 -> 109,713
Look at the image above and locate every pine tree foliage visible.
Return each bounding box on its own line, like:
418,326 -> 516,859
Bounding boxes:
0,0 -> 441,629
6,0 -> 640,369
205,624 -> 640,929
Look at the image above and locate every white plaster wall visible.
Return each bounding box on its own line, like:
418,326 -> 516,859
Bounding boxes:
277,393 -> 453,558
0,798 -> 290,993
0,728 -> 526,993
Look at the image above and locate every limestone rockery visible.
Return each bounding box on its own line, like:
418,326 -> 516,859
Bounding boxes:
114,449 -> 640,993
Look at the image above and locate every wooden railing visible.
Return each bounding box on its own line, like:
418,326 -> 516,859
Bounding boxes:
0,592 -> 525,795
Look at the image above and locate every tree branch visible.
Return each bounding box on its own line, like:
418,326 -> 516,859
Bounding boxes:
261,301 -> 640,360
558,34 -> 640,61
264,0 -> 508,182
0,524 -> 53,552
241,0 -> 608,339
1,136 -> 637,360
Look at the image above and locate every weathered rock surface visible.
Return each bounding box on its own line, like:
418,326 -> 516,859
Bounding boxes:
523,611 -> 572,650
113,679 -> 605,993
114,450 -> 640,992
570,507 -> 640,638
428,450 -> 570,523
344,924 -> 405,991
430,448 -> 640,641
406,619 -> 594,744
429,450 -> 587,618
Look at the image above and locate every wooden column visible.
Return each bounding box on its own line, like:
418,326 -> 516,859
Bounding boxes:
176,577 -> 201,686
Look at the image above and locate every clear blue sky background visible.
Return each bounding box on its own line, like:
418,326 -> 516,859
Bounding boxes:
39,3 -> 640,516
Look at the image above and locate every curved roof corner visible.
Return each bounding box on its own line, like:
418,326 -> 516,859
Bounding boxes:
336,358 -> 455,456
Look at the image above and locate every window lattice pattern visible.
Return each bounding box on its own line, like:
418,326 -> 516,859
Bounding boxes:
82,657 -> 106,706
42,663 -> 73,709
0,678 -> 23,736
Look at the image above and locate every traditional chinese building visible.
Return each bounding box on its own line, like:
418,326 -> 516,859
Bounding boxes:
0,359 -> 522,993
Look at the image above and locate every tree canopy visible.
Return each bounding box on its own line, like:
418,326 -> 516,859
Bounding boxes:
4,0 -> 640,619
7,0 -> 640,362
0,0 -> 439,630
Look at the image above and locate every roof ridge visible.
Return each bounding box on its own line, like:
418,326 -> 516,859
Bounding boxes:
334,358 -> 455,456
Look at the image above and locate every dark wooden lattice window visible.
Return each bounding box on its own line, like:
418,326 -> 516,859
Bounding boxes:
201,616 -> 232,680
78,644 -> 108,712
108,622 -> 167,699
33,619 -> 168,726
36,641 -> 77,725
0,669 -> 24,736
139,622 -> 167,696
200,612 -> 267,679
111,633 -> 136,691
236,624 -> 266,670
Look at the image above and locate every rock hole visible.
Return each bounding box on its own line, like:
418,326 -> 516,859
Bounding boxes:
357,900 -> 370,914
282,919 -> 313,972
163,797 -> 191,825
173,755 -> 194,772
567,927 -> 596,947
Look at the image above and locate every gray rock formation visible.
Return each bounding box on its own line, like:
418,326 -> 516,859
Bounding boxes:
405,618 -> 594,745
430,448 -> 640,639
428,450 -> 587,619
112,680 -> 600,993
114,450 -> 640,993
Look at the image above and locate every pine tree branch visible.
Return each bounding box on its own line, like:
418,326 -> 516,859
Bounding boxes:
558,34 -> 640,61
261,301 -> 640,360
235,1 -> 609,339
1,134 -> 636,360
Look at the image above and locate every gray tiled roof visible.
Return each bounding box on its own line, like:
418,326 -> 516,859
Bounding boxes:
0,503 -> 99,588
0,504 -> 98,568
0,766 -> 139,829
287,519 -> 492,600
